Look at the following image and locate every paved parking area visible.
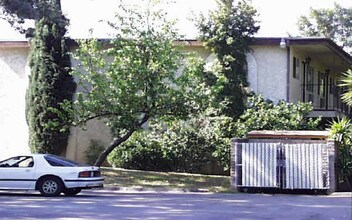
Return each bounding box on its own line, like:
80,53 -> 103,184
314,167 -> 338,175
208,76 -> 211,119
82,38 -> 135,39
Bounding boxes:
0,189 -> 351,219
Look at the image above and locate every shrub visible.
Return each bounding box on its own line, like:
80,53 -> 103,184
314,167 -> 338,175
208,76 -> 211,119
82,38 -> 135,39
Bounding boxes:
85,140 -> 105,165
329,117 -> 352,184
107,132 -> 171,172
108,95 -> 321,173
108,115 -> 232,173
235,95 -> 321,138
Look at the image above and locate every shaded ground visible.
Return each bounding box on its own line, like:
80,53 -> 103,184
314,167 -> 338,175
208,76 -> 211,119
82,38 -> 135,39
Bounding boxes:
102,167 -> 233,193
0,190 -> 351,219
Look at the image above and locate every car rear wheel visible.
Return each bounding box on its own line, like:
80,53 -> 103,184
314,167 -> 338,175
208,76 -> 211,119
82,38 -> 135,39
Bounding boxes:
38,177 -> 63,196
63,188 -> 82,196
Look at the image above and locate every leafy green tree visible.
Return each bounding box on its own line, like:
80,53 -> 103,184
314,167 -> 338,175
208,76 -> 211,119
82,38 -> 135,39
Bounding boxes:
67,2 -> 211,166
196,0 -> 260,119
235,95 -> 321,138
0,0 -> 37,36
0,0 -> 76,154
297,3 -> 352,53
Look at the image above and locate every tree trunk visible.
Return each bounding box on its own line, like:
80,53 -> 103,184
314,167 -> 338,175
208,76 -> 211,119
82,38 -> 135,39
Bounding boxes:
94,115 -> 149,166
94,129 -> 135,167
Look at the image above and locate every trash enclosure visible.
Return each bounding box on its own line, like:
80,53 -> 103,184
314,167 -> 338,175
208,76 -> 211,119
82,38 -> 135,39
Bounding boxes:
231,130 -> 337,194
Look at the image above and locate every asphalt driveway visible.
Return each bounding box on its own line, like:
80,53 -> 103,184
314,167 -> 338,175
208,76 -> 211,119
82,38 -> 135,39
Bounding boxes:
0,189 -> 351,219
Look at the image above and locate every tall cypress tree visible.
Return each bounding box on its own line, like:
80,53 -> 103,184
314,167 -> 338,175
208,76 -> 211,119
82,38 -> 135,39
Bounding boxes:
1,0 -> 76,154
27,17 -> 76,154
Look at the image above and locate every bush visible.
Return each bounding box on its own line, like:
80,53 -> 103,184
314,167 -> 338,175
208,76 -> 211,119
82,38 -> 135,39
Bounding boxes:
108,132 -> 172,172
329,117 -> 352,185
159,117 -> 230,173
235,95 -> 321,137
108,115 -> 232,173
108,95 -> 321,173
85,140 -> 105,165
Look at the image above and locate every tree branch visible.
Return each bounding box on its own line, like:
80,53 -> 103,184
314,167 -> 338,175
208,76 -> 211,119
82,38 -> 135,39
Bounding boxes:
94,113 -> 149,166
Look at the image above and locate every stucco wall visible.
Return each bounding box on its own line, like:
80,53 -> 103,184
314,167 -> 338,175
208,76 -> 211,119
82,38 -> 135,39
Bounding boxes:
289,48 -> 304,104
0,47 -> 30,160
196,45 -> 289,104
66,119 -> 112,163
247,46 -> 288,103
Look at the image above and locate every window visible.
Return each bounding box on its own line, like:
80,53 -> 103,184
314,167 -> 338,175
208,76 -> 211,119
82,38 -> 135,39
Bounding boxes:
44,155 -> 85,167
308,94 -> 314,103
329,77 -> 334,94
293,57 -> 300,79
318,72 -> 325,96
306,66 -> 314,92
0,156 -> 33,168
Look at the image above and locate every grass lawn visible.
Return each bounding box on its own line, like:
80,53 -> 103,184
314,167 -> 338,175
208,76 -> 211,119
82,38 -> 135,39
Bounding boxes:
102,167 -> 235,193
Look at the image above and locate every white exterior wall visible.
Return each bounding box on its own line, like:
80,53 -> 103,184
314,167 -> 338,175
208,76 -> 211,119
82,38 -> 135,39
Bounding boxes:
66,119 -> 112,163
202,45 -> 289,104
0,47 -> 30,160
289,48 -> 305,104
65,56 -> 113,162
247,46 -> 288,103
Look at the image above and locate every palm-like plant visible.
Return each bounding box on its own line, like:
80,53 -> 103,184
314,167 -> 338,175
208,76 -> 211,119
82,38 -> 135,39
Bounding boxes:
339,69 -> 352,106
330,117 -> 352,189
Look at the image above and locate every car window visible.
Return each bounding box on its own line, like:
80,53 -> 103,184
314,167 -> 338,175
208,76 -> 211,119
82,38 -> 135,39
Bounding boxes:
44,155 -> 85,167
19,157 -> 34,167
0,156 -> 33,168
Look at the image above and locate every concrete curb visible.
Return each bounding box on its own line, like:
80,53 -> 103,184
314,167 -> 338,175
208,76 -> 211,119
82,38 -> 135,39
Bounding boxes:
100,186 -> 212,193
97,187 -> 352,197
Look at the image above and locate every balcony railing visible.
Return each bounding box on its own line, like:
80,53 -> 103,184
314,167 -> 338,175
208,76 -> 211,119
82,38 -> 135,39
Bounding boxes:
301,84 -> 351,116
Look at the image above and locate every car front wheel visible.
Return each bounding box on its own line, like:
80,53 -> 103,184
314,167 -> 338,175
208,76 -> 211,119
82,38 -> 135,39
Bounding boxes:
38,177 -> 63,196
63,188 -> 82,196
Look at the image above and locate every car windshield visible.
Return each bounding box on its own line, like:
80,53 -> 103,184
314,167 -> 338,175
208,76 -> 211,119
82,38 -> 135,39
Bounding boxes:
44,155 -> 87,167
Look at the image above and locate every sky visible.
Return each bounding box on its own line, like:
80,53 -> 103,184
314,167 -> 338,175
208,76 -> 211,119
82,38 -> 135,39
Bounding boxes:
0,0 -> 351,40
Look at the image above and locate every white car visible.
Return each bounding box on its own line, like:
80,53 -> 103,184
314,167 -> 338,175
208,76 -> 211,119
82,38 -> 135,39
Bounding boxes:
0,154 -> 104,196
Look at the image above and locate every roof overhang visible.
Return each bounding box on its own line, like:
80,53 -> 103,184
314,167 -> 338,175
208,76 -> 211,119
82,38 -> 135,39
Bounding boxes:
252,37 -> 352,72
1,38 -> 351,68
0,41 -> 29,48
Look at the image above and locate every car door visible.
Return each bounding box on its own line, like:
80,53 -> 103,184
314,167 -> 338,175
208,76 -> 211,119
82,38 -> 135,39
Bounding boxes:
0,156 -> 36,189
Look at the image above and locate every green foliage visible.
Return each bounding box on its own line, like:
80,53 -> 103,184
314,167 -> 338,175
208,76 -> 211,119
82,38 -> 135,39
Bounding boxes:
235,95 -> 321,138
196,0 -> 260,119
1,0 -> 76,155
297,3 -> 352,53
0,0 -> 67,37
67,1 -> 212,166
26,15 -> 76,154
108,132 -> 170,172
108,114 -> 232,173
85,140 -> 105,165
329,117 -> 352,182
339,69 -> 352,106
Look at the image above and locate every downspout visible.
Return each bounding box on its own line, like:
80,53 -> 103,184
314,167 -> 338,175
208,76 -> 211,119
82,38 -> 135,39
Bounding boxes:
302,62 -> 306,102
281,38 -> 290,102
286,42 -> 290,102
325,69 -> 330,110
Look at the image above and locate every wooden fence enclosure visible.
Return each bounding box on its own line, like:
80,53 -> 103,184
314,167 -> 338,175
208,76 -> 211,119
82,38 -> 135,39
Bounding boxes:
231,131 -> 337,194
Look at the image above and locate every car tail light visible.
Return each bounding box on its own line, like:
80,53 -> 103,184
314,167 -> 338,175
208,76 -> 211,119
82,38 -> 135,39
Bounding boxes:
93,171 -> 101,177
79,171 -> 91,178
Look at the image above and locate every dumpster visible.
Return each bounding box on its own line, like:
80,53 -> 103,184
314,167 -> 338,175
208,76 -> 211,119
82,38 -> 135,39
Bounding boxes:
231,130 -> 337,194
